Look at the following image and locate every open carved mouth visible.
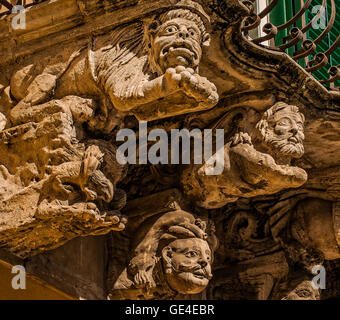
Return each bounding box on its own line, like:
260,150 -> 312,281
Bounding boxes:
161,42 -> 198,60
288,136 -> 299,144
192,269 -> 208,280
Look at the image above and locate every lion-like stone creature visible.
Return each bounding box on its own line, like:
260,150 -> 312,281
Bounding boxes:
0,0 -> 218,257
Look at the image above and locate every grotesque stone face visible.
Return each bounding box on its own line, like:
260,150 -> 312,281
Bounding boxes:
149,12 -> 206,74
282,281 -> 320,300
162,238 -> 212,295
257,103 -> 305,160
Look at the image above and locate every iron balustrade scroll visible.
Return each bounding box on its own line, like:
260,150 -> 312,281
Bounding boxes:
241,0 -> 340,89
1,0 -> 339,89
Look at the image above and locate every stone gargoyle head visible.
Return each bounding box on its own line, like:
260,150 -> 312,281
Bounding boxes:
253,102 -> 305,165
110,210 -> 216,299
145,0 -> 211,75
90,0 -> 217,121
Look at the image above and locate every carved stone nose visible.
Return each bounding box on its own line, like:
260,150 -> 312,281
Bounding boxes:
199,260 -> 208,268
290,126 -> 298,135
178,30 -> 189,39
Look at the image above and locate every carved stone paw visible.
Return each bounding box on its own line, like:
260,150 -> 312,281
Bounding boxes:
52,176 -> 75,197
83,187 -> 98,201
231,132 -> 252,147
134,270 -> 156,290
103,210 -> 128,231
86,170 -> 114,202
82,145 -> 104,176
164,66 -> 218,107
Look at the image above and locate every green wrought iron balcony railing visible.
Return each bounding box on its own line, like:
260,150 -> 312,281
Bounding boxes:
242,0 -> 340,89
1,0 -> 339,89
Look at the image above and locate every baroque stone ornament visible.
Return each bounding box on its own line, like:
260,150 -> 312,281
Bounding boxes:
85,0 -> 219,122
182,102 -> 308,209
281,281 -> 320,300
109,210 -> 216,300
0,0 -> 219,257
0,0 -> 340,301
0,95 -> 129,257
8,0 -> 218,128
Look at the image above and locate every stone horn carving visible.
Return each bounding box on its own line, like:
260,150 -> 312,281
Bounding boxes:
182,102 -> 308,209
109,210 -> 216,299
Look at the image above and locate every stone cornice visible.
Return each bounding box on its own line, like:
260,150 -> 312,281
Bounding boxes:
3,0 -> 337,111
0,0 -> 214,65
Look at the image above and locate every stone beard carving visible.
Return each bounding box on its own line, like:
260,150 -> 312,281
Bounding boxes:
181,102 -> 308,209
109,210 -> 216,299
253,102 -> 305,165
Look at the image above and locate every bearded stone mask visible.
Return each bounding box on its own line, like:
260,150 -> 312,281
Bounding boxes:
256,103 -> 305,160
146,8 -> 211,74
161,238 -> 212,295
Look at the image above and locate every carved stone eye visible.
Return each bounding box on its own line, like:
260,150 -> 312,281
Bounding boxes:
277,118 -> 291,126
188,28 -> 200,41
186,251 -> 198,258
165,26 -> 178,34
297,122 -> 304,131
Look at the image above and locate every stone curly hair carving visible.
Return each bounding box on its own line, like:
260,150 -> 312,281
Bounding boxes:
126,210 -> 216,290
256,101 -> 305,144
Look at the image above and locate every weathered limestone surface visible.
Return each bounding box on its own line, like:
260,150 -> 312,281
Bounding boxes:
0,0 -> 340,300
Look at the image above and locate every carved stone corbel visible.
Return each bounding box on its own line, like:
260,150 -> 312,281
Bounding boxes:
182,102 -> 307,209
107,190 -> 217,300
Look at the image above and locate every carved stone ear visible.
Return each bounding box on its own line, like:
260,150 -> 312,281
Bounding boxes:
202,33 -> 211,47
162,246 -> 173,274
161,246 -> 172,261
256,119 -> 268,136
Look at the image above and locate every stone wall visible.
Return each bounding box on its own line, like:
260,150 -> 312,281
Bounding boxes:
0,0 -> 339,300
